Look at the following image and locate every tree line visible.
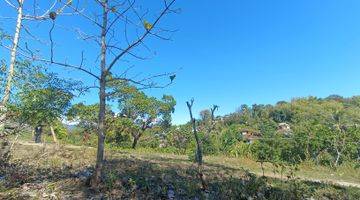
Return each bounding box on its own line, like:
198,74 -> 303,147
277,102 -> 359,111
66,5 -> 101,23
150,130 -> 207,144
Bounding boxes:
63,94 -> 360,169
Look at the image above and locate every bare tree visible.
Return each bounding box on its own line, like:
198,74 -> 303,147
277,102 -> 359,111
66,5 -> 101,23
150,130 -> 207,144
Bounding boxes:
206,104 -> 219,138
14,0 -> 177,187
1,0 -> 178,188
210,105 -> 219,122
186,99 -> 207,190
91,0 -> 177,187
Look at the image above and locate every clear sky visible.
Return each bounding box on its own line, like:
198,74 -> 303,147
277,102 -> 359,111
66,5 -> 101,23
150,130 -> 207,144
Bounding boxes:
1,0 -> 360,124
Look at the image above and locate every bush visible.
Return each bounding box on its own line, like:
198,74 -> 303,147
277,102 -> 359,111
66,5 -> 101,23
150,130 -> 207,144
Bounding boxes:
219,125 -> 243,152
166,125 -> 193,154
313,187 -> 349,200
64,128 -> 97,147
53,122 -> 67,140
228,142 -> 252,158
317,151 -> 335,168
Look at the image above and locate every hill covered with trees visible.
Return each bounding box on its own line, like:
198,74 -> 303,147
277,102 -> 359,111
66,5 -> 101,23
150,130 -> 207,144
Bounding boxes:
62,95 -> 360,169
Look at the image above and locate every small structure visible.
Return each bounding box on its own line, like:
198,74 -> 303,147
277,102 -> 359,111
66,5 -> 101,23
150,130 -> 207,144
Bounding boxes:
240,129 -> 262,144
277,123 -> 292,136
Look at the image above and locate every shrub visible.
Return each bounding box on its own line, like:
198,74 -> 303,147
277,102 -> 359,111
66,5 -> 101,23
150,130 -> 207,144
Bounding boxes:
228,142 -> 252,158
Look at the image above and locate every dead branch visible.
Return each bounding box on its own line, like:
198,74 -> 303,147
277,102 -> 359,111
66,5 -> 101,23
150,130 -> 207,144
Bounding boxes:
106,0 -> 176,74
186,99 -> 207,190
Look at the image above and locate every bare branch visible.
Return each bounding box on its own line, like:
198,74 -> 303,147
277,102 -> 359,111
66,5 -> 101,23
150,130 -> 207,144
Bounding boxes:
4,0 -> 17,9
49,20 -> 55,62
22,0 -> 71,21
107,45 -> 148,60
106,0 -> 176,74
105,0 -> 135,35
62,2 -> 103,28
0,43 -> 100,80
21,24 -> 47,44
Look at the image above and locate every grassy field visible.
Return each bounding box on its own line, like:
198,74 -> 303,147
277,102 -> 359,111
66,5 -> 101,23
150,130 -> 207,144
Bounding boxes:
0,141 -> 359,199
112,149 -> 360,187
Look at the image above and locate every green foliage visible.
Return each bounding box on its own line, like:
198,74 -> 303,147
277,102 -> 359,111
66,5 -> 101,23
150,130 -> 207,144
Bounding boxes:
217,96 -> 360,167
0,60 -> 7,92
69,94 -> 359,169
67,103 -> 100,133
218,124 -> 243,152
108,82 -> 176,148
52,121 -> 68,140
15,88 -> 72,126
106,117 -> 137,147
8,62 -> 80,128
111,82 -> 176,128
166,125 -> 193,153
228,142 -> 252,158
37,93 -> 360,170
64,127 -> 98,147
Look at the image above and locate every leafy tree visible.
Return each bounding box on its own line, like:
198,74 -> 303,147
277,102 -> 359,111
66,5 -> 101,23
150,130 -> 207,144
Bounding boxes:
19,89 -> 71,142
10,66 -> 79,143
115,84 -> 176,148
67,103 -> 102,134
106,117 -> 137,147
166,124 -> 193,154
67,103 -> 117,145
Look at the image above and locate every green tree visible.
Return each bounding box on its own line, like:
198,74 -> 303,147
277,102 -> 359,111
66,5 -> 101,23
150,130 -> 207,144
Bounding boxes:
116,85 -> 176,148
10,67 -> 78,143
106,117 -> 137,147
67,103 -> 102,134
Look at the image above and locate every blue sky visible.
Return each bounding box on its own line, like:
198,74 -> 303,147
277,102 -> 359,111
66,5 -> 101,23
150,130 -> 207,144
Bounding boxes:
1,0 -> 360,124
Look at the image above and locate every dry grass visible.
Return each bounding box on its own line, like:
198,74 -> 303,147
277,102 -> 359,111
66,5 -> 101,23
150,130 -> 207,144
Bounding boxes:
0,142 -> 359,199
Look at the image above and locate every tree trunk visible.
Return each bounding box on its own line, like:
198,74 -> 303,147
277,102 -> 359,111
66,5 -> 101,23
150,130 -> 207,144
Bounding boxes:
0,106 -> 6,137
34,126 -> 42,143
187,103 -> 203,165
91,1 -> 108,188
132,135 -> 140,149
0,0 -> 23,137
261,161 -> 265,177
186,100 -> 207,190
2,0 -> 23,106
334,149 -> 341,167
0,140 -> 10,168
0,106 -> 7,141
50,126 -> 58,144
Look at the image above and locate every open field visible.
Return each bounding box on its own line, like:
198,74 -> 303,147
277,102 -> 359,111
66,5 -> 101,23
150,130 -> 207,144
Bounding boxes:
0,141 -> 359,199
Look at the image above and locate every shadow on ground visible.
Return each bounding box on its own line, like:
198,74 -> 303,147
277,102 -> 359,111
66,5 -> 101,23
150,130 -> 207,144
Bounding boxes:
1,145 -> 359,199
